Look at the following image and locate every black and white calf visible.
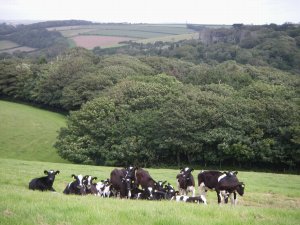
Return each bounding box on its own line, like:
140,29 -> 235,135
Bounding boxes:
174,195 -> 205,204
164,183 -> 178,200
215,172 -> 245,205
63,174 -> 86,195
176,167 -> 195,197
93,179 -> 111,197
83,175 -> 97,194
198,170 -> 245,205
29,170 -> 60,191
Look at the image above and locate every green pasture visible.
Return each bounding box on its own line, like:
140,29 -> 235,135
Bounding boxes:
0,100 -> 299,224
136,33 -> 198,44
0,100 -> 67,163
0,158 -> 300,225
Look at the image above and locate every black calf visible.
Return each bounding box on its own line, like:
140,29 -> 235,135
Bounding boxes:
29,170 -> 60,192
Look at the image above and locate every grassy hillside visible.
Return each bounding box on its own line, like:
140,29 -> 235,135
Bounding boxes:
0,100 -> 67,163
0,158 -> 299,225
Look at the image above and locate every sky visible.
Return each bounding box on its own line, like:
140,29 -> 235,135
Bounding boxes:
0,0 -> 299,24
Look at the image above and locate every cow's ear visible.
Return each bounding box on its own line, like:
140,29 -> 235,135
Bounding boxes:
55,170 -> 60,175
234,171 -> 238,175
71,174 -> 76,178
92,177 -> 97,180
101,180 -> 104,182
44,170 -> 48,175
163,180 -> 167,185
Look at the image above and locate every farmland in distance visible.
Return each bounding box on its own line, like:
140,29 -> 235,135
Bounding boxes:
49,23 -> 198,49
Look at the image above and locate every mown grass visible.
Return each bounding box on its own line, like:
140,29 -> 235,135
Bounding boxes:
0,100 -> 67,163
0,158 -> 299,225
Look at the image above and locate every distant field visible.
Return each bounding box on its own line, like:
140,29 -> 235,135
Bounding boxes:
137,33 -> 199,44
0,40 -> 36,53
0,40 -> 20,50
0,100 -> 67,163
70,35 -> 135,49
0,158 -> 299,225
48,24 -> 197,49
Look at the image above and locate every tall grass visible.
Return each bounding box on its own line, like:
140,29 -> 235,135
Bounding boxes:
0,100 -> 67,163
0,158 -> 299,225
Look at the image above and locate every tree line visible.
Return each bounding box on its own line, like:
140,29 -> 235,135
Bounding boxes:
0,46 -> 298,171
94,23 -> 300,73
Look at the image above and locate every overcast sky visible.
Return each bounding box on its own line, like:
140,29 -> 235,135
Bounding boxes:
0,0 -> 299,24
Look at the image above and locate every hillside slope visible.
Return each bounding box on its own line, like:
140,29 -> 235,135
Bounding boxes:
0,100 -> 67,163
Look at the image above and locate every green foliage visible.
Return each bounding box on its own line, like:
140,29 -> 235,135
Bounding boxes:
0,43 -> 299,169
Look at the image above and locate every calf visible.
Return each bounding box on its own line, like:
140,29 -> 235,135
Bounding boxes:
110,167 -> 136,198
83,175 -> 97,195
215,172 -> 245,205
164,183 -> 178,200
29,170 -> 60,192
94,179 -> 111,197
135,169 -> 168,200
135,168 -> 156,189
176,167 -> 195,197
198,170 -> 244,204
174,195 -> 205,204
63,174 -> 86,195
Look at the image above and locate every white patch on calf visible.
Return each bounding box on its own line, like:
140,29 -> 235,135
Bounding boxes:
77,174 -> 83,186
175,195 -> 189,202
217,174 -> 226,182
184,167 -> 189,172
148,187 -> 153,198
103,185 -> 111,197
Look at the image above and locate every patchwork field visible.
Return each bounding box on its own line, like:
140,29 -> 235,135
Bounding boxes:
0,40 -> 36,53
49,23 -> 198,48
71,35 -> 135,49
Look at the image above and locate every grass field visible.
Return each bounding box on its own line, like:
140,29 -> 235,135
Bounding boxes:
0,158 -> 299,225
0,100 -> 67,163
1,100 -> 300,224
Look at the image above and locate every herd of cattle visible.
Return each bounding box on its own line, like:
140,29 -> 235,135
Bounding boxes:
28,167 -> 245,205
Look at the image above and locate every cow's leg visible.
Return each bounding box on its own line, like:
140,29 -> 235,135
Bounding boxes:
217,191 -> 222,204
198,182 -> 207,204
189,186 -> 195,197
233,192 -> 237,205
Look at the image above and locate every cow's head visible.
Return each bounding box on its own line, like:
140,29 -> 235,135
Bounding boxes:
164,183 -> 177,199
72,174 -> 86,195
236,182 -> 245,196
224,171 -> 238,177
122,177 -> 135,198
155,181 -> 167,192
44,170 -> 59,182
178,167 -> 194,188
180,167 -> 194,174
125,166 -> 137,180
83,175 -> 97,190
